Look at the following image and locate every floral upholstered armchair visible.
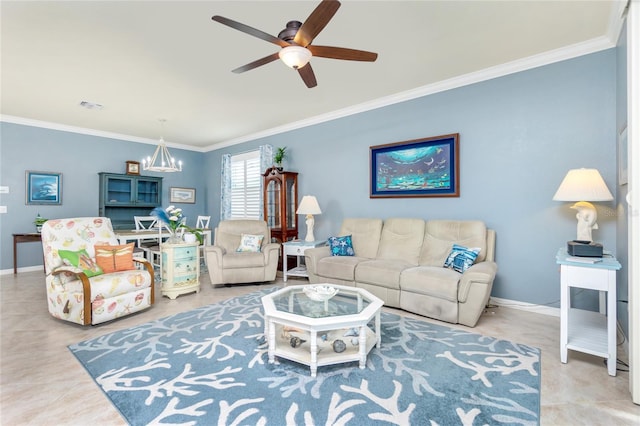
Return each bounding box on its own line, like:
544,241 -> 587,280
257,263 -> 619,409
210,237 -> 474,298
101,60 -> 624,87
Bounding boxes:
41,217 -> 155,325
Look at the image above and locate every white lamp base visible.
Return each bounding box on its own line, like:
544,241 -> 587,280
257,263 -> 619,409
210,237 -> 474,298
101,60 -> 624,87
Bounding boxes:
304,215 -> 315,242
571,201 -> 599,242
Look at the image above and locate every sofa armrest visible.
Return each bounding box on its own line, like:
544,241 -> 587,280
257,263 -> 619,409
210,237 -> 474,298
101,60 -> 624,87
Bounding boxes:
132,258 -> 155,301
457,260 -> 498,327
262,243 -> 281,265
304,246 -> 331,282
204,245 -> 225,268
51,267 -> 92,325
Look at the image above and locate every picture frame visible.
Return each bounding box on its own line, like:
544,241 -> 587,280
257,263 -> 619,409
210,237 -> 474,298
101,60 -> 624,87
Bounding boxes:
126,160 -> 140,175
618,125 -> 628,185
26,171 -> 62,205
170,187 -> 196,204
370,133 -> 460,198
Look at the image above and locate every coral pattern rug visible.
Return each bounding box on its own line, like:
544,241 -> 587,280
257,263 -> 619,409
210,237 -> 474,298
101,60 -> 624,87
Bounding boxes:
68,288 -> 540,425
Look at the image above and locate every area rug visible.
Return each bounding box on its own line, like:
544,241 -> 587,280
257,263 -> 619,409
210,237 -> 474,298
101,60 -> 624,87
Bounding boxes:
68,288 -> 541,425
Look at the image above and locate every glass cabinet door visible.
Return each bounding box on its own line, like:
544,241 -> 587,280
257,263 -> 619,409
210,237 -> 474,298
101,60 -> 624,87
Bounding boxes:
136,178 -> 161,205
286,175 -> 296,229
105,176 -> 134,205
266,180 -> 281,228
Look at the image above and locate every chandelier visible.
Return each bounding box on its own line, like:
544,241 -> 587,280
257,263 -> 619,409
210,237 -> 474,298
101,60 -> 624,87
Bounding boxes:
142,119 -> 183,173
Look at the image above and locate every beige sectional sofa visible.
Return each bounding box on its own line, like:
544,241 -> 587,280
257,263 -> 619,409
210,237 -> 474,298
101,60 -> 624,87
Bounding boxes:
304,218 -> 497,327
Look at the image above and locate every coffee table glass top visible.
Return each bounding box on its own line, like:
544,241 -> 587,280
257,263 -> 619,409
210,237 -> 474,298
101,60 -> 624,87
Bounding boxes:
270,285 -> 373,319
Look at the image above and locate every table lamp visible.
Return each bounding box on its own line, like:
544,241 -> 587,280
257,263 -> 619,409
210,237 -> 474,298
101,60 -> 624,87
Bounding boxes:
296,195 -> 322,242
552,168 -> 613,242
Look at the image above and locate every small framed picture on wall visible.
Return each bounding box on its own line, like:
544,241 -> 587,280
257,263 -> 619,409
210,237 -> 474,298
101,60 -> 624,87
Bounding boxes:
126,161 -> 140,175
26,171 -> 62,205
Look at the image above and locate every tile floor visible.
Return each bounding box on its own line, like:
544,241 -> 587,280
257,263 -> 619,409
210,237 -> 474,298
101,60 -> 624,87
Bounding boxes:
1,271 -> 639,425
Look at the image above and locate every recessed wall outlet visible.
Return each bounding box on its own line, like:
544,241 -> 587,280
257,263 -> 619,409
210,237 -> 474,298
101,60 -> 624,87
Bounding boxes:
0,186 -> 8,194
0,206 -> 7,213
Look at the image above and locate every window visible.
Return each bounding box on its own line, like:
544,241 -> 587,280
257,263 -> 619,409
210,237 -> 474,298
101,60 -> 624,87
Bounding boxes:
229,150 -> 261,219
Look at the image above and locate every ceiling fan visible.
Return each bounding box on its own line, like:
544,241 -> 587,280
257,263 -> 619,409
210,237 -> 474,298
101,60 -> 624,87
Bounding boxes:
212,0 -> 378,88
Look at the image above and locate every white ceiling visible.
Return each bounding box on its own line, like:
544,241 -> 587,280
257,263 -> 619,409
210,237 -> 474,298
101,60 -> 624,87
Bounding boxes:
0,1 -> 624,152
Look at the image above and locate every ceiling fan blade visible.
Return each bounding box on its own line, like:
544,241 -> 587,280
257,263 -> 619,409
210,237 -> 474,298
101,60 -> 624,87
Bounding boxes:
308,45 -> 378,62
232,53 -> 280,74
293,0 -> 341,47
212,15 -> 289,48
298,64 -> 318,88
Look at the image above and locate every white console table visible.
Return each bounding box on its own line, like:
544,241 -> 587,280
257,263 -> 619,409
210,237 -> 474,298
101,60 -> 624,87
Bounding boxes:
556,248 -> 621,376
282,240 -> 326,282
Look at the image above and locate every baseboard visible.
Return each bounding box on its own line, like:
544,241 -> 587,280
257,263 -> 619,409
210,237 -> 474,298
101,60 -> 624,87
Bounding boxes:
0,265 -> 43,275
489,296 -> 560,317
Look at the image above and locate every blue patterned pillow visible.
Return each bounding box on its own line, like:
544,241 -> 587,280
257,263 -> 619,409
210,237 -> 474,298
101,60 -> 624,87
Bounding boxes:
443,244 -> 480,273
328,235 -> 354,256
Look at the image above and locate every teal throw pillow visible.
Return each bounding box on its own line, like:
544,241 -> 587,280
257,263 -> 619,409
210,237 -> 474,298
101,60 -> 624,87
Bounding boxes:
328,235 -> 354,256
443,244 -> 480,273
58,249 -> 104,277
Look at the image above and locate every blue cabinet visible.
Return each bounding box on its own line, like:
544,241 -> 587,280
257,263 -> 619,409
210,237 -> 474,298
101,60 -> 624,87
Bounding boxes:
98,172 -> 162,229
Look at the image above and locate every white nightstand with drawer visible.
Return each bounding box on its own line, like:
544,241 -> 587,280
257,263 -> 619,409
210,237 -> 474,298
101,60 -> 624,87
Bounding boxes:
282,240 -> 326,283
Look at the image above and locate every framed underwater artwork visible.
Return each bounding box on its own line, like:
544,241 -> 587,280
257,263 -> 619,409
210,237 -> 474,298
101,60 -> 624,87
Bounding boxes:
370,134 -> 459,198
26,171 -> 62,205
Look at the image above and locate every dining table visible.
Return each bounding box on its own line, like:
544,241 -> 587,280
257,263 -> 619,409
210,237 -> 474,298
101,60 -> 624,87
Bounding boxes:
114,228 -> 212,247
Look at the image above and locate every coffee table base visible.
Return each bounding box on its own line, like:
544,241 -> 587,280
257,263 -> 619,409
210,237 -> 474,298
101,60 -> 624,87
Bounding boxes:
266,317 -> 381,377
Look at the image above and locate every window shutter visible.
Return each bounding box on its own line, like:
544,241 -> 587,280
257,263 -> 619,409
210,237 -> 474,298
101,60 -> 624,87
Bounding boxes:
230,151 -> 261,219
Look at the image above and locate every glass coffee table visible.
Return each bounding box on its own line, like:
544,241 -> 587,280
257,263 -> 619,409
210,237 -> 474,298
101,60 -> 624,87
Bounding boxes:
261,284 -> 383,377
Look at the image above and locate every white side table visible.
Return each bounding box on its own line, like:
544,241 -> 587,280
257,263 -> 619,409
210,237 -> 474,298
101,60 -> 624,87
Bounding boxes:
282,240 -> 326,282
556,248 -> 621,376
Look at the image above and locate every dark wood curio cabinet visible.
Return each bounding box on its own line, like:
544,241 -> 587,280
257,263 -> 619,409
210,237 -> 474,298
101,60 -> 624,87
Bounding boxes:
263,167 -> 298,246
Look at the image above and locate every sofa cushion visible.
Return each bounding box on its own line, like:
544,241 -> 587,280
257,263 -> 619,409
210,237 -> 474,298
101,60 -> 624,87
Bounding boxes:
215,220 -> 270,254
223,252 -> 266,268
443,244 -> 481,273
400,266 -> 461,302
338,218 -> 383,259
355,259 -> 414,290
376,218 -> 425,265
420,220 -> 487,266
316,256 -> 364,281
328,235 -> 354,256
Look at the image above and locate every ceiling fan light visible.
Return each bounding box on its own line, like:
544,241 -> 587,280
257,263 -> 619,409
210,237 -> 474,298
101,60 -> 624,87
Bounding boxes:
278,45 -> 312,69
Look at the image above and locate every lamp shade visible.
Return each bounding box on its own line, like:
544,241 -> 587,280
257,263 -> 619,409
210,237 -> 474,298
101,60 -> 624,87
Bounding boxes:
296,195 -> 322,215
552,168 -> 613,201
278,45 -> 312,69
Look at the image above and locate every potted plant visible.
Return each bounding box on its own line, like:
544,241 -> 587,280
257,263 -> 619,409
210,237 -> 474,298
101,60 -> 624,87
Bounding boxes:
274,146 -> 287,170
34,213 -> 48,233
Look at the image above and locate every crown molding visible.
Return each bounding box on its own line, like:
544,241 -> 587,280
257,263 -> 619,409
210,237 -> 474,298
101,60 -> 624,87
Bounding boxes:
0,114 -> 205,153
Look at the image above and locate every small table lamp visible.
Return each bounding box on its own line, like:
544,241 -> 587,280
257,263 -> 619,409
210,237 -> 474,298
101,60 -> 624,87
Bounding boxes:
296,195 -> 322,242
552,168 -> 613,242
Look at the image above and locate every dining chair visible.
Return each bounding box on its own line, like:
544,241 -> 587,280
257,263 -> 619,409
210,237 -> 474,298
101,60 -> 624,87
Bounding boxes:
133,215 -> 158,259
196,215 -> 211,229
195,215 -> 211,269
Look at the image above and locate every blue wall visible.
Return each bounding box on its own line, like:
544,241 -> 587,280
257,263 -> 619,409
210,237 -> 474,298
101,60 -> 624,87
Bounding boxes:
1,49 -> 619,313
0,125 -> 206,270
204,49 -> 618,310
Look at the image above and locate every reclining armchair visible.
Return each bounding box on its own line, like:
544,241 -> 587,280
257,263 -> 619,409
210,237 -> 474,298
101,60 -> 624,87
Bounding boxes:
41,217 -> 155,325
204,220 -> 280,286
